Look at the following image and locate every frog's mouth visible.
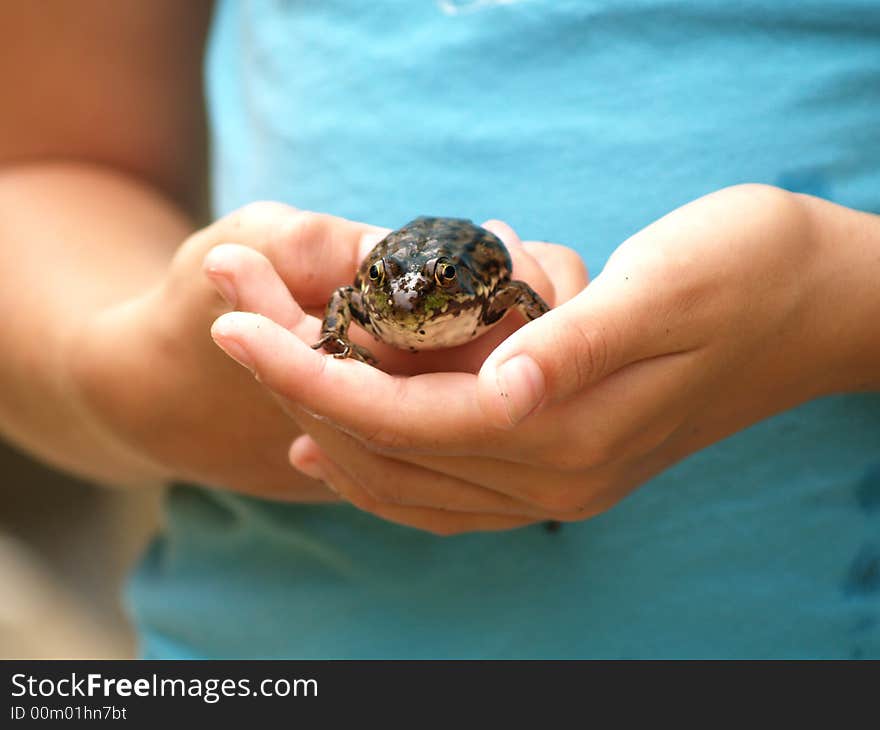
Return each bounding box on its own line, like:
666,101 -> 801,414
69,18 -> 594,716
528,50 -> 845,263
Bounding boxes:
391,289 -> 419,312
369,300 -> 486,350
389,287 -> 460,324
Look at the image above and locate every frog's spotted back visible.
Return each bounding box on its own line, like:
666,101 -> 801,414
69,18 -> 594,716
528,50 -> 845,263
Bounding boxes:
369,217 -> 511,285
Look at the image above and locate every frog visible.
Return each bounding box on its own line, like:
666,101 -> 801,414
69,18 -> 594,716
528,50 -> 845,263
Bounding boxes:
311,216 -> 550,365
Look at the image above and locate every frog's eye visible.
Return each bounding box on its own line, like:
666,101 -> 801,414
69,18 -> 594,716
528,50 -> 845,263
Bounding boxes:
368,260 -> 385,283
435,261 -> 457,286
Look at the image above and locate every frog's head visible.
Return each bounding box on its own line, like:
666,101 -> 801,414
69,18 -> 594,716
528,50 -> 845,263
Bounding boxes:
360,249 -> 484,330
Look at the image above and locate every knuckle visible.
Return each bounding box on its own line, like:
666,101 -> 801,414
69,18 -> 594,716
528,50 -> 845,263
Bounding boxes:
180,226 -> 212,257
347,406 -> 410,446
532,438 -> 615,472
358,422 -> 412,452
531,488 -> 584,515
307,345 -> 329,382
527,447 -> 564,471
269,211 -> 337,269
355,379 -> 414,452
236,200 -> 292,224
551,243 -> 589,274
342,484 -> 378,513
567,251 -> 590,285
721,182 -> 785,207
273,207 -> 311,235
567,321 -> 612,390
267,212 -> 316,258
500,449 -> 628,520
241,245 -> 275,275
528,473 -> 613,519
363,475 -> 405,505
191,202 -> 295,260
577,439 -> 617,470
234,202 -> 305,255
549,503 -> 605,523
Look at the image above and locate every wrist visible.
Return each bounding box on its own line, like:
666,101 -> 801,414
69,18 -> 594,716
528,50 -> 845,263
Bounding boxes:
64,289 -> 177,487
797,193 -> 880,394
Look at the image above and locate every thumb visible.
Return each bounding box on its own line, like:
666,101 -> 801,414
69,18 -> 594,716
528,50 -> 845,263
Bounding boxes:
477,278 -> 659,427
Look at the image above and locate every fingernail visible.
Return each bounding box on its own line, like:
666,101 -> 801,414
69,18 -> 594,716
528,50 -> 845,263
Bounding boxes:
495,354 -> 545,425
213,335 -> 254,372
206,272 -> 238,308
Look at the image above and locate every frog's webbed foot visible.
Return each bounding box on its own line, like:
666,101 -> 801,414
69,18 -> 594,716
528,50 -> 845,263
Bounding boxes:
510,280 -> 550,320
484,280 -> 550,325
311,286 -> 378,365
311,334 -> 378,365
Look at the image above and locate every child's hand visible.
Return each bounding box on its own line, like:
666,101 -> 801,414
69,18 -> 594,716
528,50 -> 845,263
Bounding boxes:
70,203 -> 575,506
211,185 -> 877,533
68,203 -> 389,501
209,217 -> 589,531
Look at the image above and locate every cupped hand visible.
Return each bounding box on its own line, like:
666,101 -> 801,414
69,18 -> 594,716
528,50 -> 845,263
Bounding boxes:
211,185 -> 845,533
71,202 -> 567,505
69,203 -> 383,500
209,215 -> 588,531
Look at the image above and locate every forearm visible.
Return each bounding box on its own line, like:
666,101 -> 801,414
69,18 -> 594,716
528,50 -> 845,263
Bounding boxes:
797,192 -> 880,394
0,161 -> 191,487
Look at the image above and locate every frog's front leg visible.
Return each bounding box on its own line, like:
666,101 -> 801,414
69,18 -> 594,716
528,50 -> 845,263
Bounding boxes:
311,286 -> 378,365
484,280 -> 550,325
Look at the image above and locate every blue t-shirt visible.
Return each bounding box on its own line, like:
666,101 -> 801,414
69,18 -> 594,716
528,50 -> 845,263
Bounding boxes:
129,0 -> 880,658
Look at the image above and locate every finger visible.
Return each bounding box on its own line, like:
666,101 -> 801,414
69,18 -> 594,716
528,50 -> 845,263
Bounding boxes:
476,267 -> 702,427
395,451 -> 612,519
289,435 -> 536,535
211,311 -> 504,454
184,202 -> 389,307
522,242 -> 589,305
264,211 -> 389,306
198,267 -> 499,383
203,243 -> 306,329
479,346 -> 706,474
290,408 -> 550,518
396,354 -> 704,514
480,219 -> 522,248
